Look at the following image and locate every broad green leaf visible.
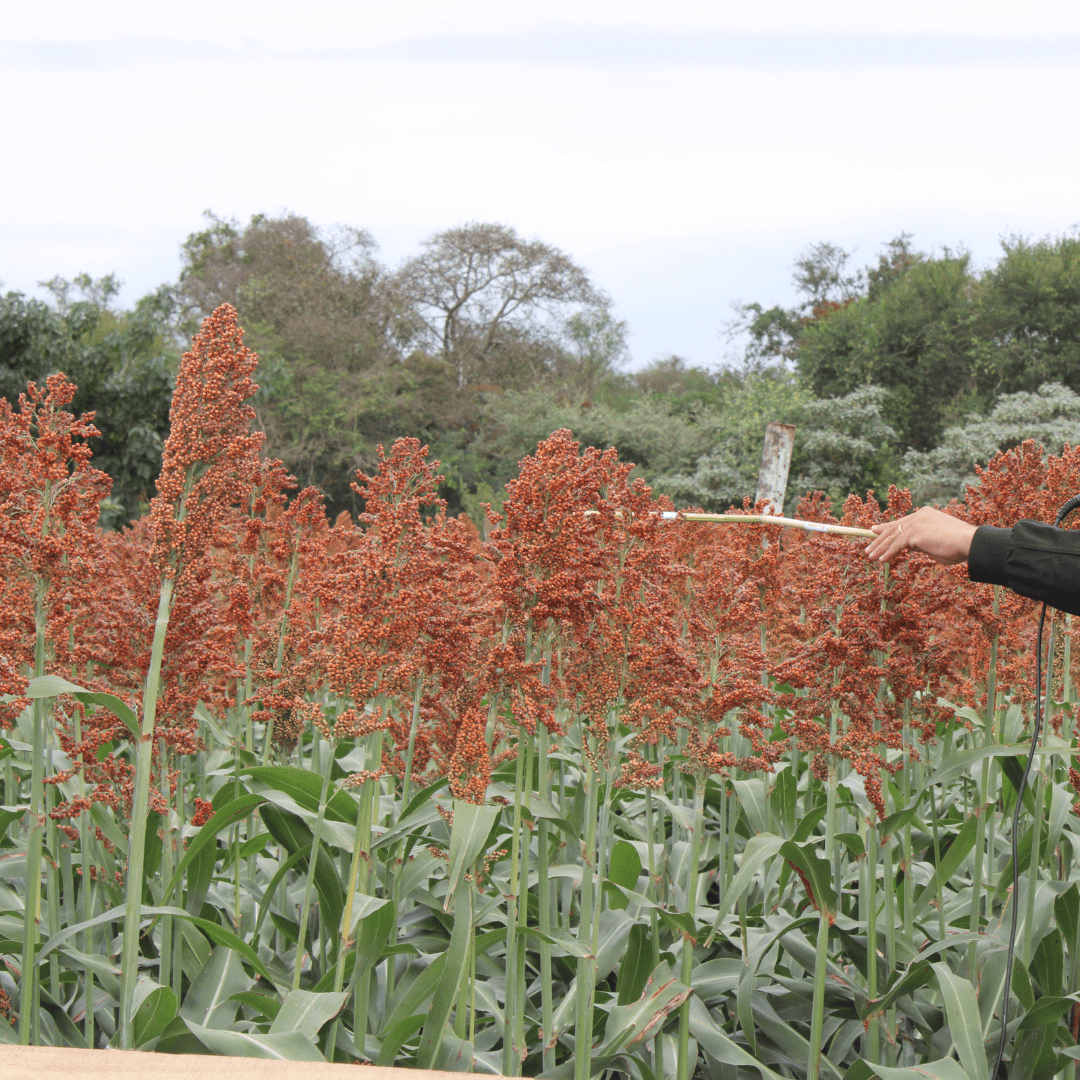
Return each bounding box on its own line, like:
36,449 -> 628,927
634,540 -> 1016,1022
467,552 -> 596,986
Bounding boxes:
184,1021 -> 326,1060
734,779 -> 768,834
686,997 -> 788,1080
616,924 -> 653,1005
26,675 -> 141,740
1017,994 -> 1073,1031
842,1063 -> 877,1080
0,807 -> 25,845
377,1014 -> 426,1066
132,980 -> 179,1047
738,915 -> 818,1052
347,893 -> 393,936
238,832 -> 272,858
867,1061 -> 975,1080
416,886 -> 473,1069
1031,927 -> 1063,997
791,803 -> 829,842
398,775 -> 449,821
381,954 -> 449,1035
608,838 -> 643,891
1054,884 -> 1079,951
180,946 -> 251,1030
927,744 -> 1077,791
651,793 -> 694,830
253,849 -> 307,937
877,804 -> 920,840
35,903 -> 272,984
433,1030 -> 474,1072
157,792 -> 267,906
712,834 -> 784,922
394,848 -> 439,903
444,800 -> 499,910
931,962 -> 988,1080
1045,783 -> 1071,862
242,764 -> 358,824
913,815 -> 978,919
371,801 -> 444,851
269,989 -> 348,1039
229,991 -> 283,1022
260,804 -> 345,945
865,957 -> 936,1017
770,767 -> 797,836
1009,1021 -> 1059,1080
518,925 -> 593,959
350,898 -> 395,983
779,838 -> 837,916
597,971 -> 691,1057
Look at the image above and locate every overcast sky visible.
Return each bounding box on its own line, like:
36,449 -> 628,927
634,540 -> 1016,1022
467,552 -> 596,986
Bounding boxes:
3,1 -> 1080,369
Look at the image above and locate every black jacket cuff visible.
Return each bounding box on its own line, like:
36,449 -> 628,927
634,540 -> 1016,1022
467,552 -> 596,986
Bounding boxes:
968,526 -> 1011,588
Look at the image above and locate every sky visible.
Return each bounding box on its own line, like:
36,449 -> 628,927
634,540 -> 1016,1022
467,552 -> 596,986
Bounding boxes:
3,1 -> 1080,370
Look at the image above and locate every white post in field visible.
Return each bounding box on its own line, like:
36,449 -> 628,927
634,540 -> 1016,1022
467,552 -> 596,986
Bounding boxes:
755,422 -> 796,515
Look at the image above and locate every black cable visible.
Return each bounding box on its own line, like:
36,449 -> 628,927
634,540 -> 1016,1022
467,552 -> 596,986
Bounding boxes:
991,493 -> 1080,1079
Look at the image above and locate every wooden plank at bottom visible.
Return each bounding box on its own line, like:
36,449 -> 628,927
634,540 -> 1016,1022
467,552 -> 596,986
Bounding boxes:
0,1046 -> 500,1080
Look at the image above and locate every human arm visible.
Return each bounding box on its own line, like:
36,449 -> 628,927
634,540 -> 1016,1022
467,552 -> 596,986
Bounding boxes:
866,508 -> 1080,616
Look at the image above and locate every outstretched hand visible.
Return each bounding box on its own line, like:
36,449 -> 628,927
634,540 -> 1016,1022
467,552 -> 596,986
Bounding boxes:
864,507 -> 979,566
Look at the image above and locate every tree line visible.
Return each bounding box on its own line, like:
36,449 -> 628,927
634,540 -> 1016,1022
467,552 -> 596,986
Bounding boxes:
4,213 -> 1080,526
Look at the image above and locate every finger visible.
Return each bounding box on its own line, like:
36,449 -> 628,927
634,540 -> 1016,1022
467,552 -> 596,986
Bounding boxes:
871,527 -> 908,562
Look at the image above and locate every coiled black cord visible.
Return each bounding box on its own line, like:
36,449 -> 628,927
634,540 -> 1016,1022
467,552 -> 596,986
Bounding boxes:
991,492 -> 1080,1079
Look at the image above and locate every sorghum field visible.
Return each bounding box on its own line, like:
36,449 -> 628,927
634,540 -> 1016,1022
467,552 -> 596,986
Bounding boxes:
4,305 -> 1080,1079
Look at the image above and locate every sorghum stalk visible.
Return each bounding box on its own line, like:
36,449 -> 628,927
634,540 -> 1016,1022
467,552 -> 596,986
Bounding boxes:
969,595 -> 1000,981
74,702 -> 96,1048
865,809 -> 880,1064
1024,619 -> 1055,965
158,738 -> 174,992
901,704 -> 914,947
119,573 -> 176,1048
400,679 -> 424,809
293,730 -> 335,990
927,784 -> 948,941
502,722 -> 530,1076
514,734 -> 534,1062
331,747 -> 378,1058
643,753 -> 664,1080
882,818 -> 898,1066
18,575 -> 48,1045
351,731 -> 383,1058
676,773 -> 706,1080
537,720 -> 556,1074
808,714 -> 839,1080
574,728 -> 602,1080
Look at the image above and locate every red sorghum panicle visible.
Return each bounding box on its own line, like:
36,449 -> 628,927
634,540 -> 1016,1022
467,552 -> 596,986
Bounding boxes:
305,439 -> 495,794
150,303 -> 264,577
0,373 -> 110,726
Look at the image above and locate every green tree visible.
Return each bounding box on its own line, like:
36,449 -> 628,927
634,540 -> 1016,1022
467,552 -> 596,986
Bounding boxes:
392,221 -> 600,391
0,279 -> 178,526
553,296 -> 629,403
903,382 -> 1080,504
795,251 -> 979,452
975,230 -> 1080,397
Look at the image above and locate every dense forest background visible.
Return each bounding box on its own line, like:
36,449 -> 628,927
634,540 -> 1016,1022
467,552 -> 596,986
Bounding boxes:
5,212 -> 1080,527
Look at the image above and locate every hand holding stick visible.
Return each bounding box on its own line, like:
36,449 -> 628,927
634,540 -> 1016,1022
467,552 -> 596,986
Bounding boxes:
864,507 -> 978,566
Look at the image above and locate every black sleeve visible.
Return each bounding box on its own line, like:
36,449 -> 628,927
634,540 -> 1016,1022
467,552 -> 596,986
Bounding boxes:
968,521 -> 1080,616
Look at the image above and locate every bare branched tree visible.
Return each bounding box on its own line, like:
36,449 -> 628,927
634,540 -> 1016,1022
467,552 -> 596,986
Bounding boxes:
393,222 -> 599,388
